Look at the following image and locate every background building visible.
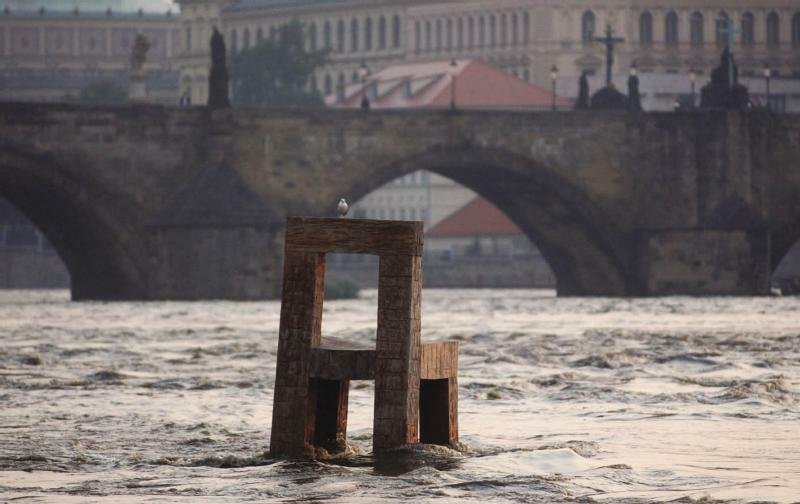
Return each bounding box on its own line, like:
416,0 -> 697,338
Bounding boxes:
176,0 -> 800,110
322,57 -> 563,288
330,58 -> 570,232
424,196 -> 556,288
0,0 -> 181,103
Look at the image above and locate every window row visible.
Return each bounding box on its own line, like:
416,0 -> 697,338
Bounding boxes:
413,11 -> 531,53
360,207 -> 423,221
227,14 -> 402,54
307,15 -> 401,53
583,10 -> 800,48
228,25 -> 277,53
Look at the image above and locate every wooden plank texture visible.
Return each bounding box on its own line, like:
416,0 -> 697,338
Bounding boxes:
271,217 -> 458,456
285,217 -> 423,256
421,342 -> 459,379
269,251 -> 325,456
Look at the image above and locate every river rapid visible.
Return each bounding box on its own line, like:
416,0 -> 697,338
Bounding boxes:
0,289 -> 799,503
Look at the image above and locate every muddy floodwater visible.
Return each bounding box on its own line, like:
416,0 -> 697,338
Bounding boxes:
0,289 -> 799,503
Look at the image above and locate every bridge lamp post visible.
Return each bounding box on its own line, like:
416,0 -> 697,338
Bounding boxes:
449,59 -> 458,110
689,68 -> 696,108
359,61 -> 370,110
550,65 -> 558,111
763,63 -> 772,111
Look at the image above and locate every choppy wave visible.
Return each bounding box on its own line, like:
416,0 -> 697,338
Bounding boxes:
0,289 -> 799,502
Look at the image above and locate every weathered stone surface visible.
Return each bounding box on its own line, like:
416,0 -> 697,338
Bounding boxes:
1,103 -> 799,299
635,229 -> 770,295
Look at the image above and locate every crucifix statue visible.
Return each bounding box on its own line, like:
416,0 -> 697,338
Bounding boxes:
594,24 -> 624,87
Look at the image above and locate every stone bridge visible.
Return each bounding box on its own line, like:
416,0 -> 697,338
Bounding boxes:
1,102 -> 799,300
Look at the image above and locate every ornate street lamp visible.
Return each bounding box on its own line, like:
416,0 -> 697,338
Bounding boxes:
550,64 -> 558,111
763,63 -> 772,111
359,61 -> 370,110
449,59 -> 458,110
689,67 -> 696,108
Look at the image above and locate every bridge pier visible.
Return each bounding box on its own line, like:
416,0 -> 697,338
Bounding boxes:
633,228 -> 771,296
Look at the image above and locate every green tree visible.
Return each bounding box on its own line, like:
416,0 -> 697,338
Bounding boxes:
230,20 -> 327,107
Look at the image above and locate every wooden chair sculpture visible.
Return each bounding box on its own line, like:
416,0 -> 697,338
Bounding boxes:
270,217 -> 459,456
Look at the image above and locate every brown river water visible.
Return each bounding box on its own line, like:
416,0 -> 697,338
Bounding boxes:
1,289 -> 799,503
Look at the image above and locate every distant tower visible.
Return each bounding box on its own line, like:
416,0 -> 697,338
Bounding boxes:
176,0 -> 227,106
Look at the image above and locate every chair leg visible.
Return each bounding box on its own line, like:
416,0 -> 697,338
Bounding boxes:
419,377 -> 458,446
312,378 -> 350,454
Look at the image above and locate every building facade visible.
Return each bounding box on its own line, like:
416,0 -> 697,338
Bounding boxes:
0,0 -> 181,103
177,0 -> 800,107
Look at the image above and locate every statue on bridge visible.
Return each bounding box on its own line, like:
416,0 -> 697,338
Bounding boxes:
128,34 -> 150,102
699,47 -> 749,110
627,65 -> 642,111
208,28 -> 231,109
575,71 -> 590,109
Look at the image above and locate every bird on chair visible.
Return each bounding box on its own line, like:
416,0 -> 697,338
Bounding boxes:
337,198 -> 349,218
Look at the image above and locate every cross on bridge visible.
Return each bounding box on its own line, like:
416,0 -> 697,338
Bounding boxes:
594,24 -> 624,87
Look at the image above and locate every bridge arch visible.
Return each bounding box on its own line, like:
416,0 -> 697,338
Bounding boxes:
342,146 -> 631,296
0,143 -> 149,300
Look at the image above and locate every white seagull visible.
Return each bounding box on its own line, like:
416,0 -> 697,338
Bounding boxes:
337,198 -> 349,217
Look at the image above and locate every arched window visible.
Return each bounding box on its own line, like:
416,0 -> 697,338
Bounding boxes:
323,21 -> 332,49
365,17 -> 373,50
665,11 -> 678,46
337,20 -> 345,52
639,11 -> 653,46
243,28 -> 250,50
511,13 -> 518,46
582,10 -> 595,43
793,12 -> 800,47
479,16 -> 485,46
500,13 -> 508,46
351,71 -> 358,83
691,11 -> 704,47
468,17 -> 475,48
457,17 -> 463,49
378,16 -> 386,49
446,18 -> 452,50
716,11 -> 729,49
522,12 -> 530,44
256,27 -> 263,43
351,18 -> 359,52
414,20 -> 421,53
230,28 -> 237,53
489,14 -> 496,47
425,21 -> 432,51
767,11 -> 780,47
436,19 -> 442,50
741,12 -> 754,46
310,74 -> 318,93
324,74 -> 332,96
309,23 -> 317,51
269,26 -> 276,41
392,15 -> 401,48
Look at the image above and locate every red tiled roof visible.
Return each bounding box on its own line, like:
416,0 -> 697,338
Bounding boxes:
328,59 -> 573,110
427,197 -> 522,237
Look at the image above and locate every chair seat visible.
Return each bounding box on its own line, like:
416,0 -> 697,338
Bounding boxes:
310,339 -> 458,381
